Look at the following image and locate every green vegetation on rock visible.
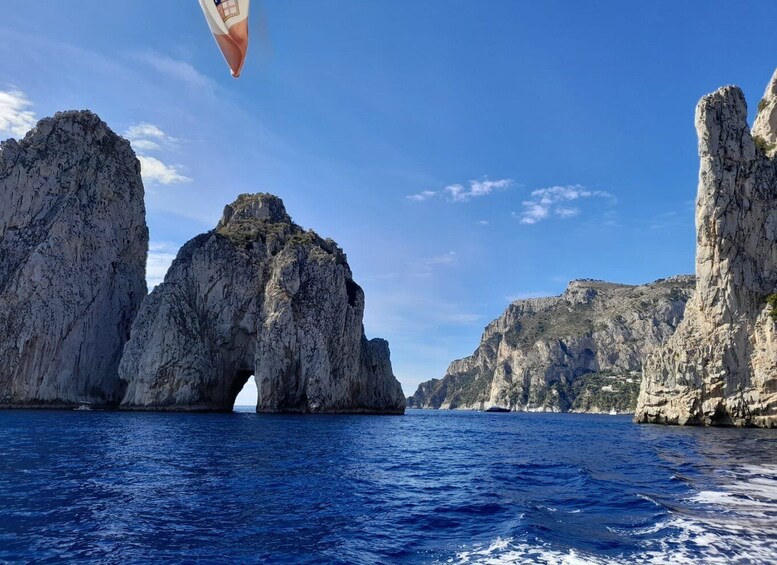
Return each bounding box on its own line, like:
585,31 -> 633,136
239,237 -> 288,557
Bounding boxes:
754,135 -> 776,155
766,294 -> 777,320
565,372 -> 640,412
288,230 -> 323,247
217,220 -> 290,249
503,301 -> 594,347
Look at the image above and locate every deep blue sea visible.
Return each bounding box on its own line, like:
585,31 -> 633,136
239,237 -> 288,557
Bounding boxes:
1,408 -> 776,564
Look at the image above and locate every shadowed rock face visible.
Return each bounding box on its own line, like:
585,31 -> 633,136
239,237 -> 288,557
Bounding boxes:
119,193 -> 405,413
0,111 -> 148,407
635,71 -> 777,428
407,277 -> 694,413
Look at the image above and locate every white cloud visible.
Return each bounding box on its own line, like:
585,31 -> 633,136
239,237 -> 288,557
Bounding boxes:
407,178 -> 512,203
444,183 -> 465,201
556,207 -> 580,218
445,178 -> 512,202
470,178 -> 511,197
517,185 -> 614,224
0,89 -> 37,138
138,155 -> 191,185
146,241 -> 180,289
125,123 -> 167,140
519,202 -> 550,224
478,220 -> 490,225
129,139 -> 161,151
124,122 -> 178,148
125,123 -> 190,185
406,190 -> 437,202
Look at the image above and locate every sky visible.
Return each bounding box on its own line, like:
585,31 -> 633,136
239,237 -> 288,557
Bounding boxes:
1,1 -> 776,404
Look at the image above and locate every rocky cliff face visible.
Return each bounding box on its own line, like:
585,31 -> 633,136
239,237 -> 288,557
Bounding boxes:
408,277 -> 694,413
0,111 -> 148,407
636,72 -> 777,427
119,193 -> 405,413
753,68 -> 777,158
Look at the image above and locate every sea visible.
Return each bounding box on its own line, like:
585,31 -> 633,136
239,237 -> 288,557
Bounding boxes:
0,408 -> 775,564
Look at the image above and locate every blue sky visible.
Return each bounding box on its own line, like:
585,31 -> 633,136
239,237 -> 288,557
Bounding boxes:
1,1 -> 776,402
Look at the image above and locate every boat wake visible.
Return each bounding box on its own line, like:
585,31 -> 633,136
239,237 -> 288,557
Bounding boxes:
453,463 -> 777,564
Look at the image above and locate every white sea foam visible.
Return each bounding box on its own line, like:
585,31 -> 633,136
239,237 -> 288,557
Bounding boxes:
453,463 -> 777,564
453,537 -> 599,565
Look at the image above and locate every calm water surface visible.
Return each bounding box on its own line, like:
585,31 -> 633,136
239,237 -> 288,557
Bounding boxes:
0,409 -> 775,563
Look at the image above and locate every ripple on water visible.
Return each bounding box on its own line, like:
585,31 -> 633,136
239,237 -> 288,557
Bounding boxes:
0,410 -> 775,563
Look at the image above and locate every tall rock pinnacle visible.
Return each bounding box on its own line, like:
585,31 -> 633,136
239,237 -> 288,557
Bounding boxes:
635,71 -> 777,427
0,111 -> 149,407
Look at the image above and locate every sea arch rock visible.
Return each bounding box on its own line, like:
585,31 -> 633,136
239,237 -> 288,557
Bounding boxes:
119,193 -> 406,413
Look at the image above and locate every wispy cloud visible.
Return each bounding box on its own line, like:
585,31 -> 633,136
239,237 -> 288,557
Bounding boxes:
362,285 -> 486,337
131,52 -> 213,90
646,200 -> 694,230
406,178 -> 512,203
125,122 -> 190,185
440,312 -> 484,324
445,178 -> 512,202
137,155 -> 191,185
404,251 -> 460,278
364,251 -> 460,282
146,241 -> 180,289
130,139 -> 161,151
125,122 -> 178,149
422,251 -> 457,268
556,207 -> 580,219
478,220 -> 490,225
406,190 -> 437,202
516,185 -> 615,225
126,122 -> 174,142
0,89 -> 37,138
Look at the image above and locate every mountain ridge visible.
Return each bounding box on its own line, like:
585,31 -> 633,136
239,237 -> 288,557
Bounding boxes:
408,276 -> 694,413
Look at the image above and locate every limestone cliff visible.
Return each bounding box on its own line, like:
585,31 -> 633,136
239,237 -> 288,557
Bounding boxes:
753,68 -> 777,158
408,277 -> 694,413
0,111 -> 148,407
636,71 -> 777,427
119,193 -> 405,413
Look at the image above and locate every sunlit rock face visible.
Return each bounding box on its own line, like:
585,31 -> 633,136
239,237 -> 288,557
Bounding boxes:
0,111 -> 148,407
407,277 -> 694,414
636,71 -> 777,428
753,68 -> 777,158
119,193 -> 405,414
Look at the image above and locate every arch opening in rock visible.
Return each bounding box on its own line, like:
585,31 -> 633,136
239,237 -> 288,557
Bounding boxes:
117,193 -> 406,414
232,372 -> 258,411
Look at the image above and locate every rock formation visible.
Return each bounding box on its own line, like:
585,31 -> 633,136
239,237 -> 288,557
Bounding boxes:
119,193 -> 405,413
636,71 -> 777,427
753,68 -> 777,158
407,277 -> 694,413
0,111 -> 148,407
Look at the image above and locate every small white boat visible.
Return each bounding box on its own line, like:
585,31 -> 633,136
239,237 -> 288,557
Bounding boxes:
74,403 -> 92,411
609,408 -> 617,415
